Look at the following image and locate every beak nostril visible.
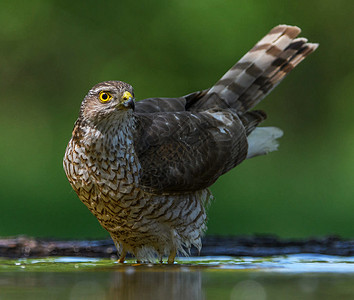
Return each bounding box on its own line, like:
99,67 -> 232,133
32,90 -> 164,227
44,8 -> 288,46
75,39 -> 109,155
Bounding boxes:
122,91 -> 133,102
122,97 -> 135,111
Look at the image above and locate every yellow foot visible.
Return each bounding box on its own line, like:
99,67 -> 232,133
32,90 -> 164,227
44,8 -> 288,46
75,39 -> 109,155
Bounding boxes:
167,249 -> 176,264
117,249 -> 127,263
118,257 -> 125,263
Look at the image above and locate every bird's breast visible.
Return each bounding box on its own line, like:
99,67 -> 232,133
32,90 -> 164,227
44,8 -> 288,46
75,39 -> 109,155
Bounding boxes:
65,129 -> 141,201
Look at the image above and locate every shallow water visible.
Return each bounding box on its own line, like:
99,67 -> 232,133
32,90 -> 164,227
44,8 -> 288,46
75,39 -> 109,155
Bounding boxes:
1,254 -> 354,299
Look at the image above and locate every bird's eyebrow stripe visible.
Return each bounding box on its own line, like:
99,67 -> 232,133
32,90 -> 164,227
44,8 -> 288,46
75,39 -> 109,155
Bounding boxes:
90,87 -> 114,94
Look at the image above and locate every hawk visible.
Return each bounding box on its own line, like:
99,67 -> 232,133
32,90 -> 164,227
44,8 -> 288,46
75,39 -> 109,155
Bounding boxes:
63,25 -> 318,263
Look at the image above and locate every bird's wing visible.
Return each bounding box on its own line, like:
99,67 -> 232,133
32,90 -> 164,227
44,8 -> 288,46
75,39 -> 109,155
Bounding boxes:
134,90 -> 208,113
133,109 -> 248,193
135,96 -> 187,113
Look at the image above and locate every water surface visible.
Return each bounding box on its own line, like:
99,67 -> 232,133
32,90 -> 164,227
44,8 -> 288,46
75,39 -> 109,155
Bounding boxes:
1,254 -> 354,299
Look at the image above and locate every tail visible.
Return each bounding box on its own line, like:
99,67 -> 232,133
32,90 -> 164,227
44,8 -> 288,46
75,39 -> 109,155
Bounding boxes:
189,25 -> 318,112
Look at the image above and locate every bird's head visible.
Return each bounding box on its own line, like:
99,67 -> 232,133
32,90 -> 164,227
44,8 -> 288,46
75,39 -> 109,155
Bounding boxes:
79,81 -> 135,123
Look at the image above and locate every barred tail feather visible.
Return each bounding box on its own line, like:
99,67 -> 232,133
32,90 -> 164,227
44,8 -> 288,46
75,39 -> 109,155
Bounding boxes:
191,25 -> 318,112
246,40 -> 318,110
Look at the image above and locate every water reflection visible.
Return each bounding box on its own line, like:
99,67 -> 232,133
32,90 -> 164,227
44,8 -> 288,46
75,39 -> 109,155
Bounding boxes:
230,280 -> 266,300
106,267 -> 203,300
0,267 -> 204,300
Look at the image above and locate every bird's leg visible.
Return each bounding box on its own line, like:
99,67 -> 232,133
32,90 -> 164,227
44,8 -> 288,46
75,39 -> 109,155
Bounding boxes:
118,249 -> 127,263
168,249 -> 176,264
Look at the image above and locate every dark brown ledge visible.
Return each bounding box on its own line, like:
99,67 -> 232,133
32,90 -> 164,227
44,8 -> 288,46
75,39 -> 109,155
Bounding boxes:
1,235 -> 353,259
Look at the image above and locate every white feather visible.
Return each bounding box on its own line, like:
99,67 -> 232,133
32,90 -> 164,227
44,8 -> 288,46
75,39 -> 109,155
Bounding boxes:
246,127 -> 283,159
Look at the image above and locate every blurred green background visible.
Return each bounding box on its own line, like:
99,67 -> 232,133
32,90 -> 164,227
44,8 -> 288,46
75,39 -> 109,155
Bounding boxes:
0,0 -> 353,240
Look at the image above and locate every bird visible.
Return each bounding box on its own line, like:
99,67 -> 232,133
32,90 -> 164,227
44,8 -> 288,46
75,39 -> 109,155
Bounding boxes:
63,25 -> 318,263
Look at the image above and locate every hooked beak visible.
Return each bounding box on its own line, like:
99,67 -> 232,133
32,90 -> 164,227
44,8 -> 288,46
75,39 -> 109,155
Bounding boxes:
121,96 -> 135,111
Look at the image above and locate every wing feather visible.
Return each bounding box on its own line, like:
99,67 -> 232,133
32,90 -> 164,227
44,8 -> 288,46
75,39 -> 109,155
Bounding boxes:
133,109 -> 248,193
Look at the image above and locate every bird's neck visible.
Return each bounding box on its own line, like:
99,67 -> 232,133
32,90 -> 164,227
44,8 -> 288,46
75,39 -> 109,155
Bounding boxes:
74,112 -> 136,153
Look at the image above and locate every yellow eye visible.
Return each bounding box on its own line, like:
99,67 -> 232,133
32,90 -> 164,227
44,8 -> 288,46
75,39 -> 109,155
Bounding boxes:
99,91 -> 112,103
122,91 -> 133,101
